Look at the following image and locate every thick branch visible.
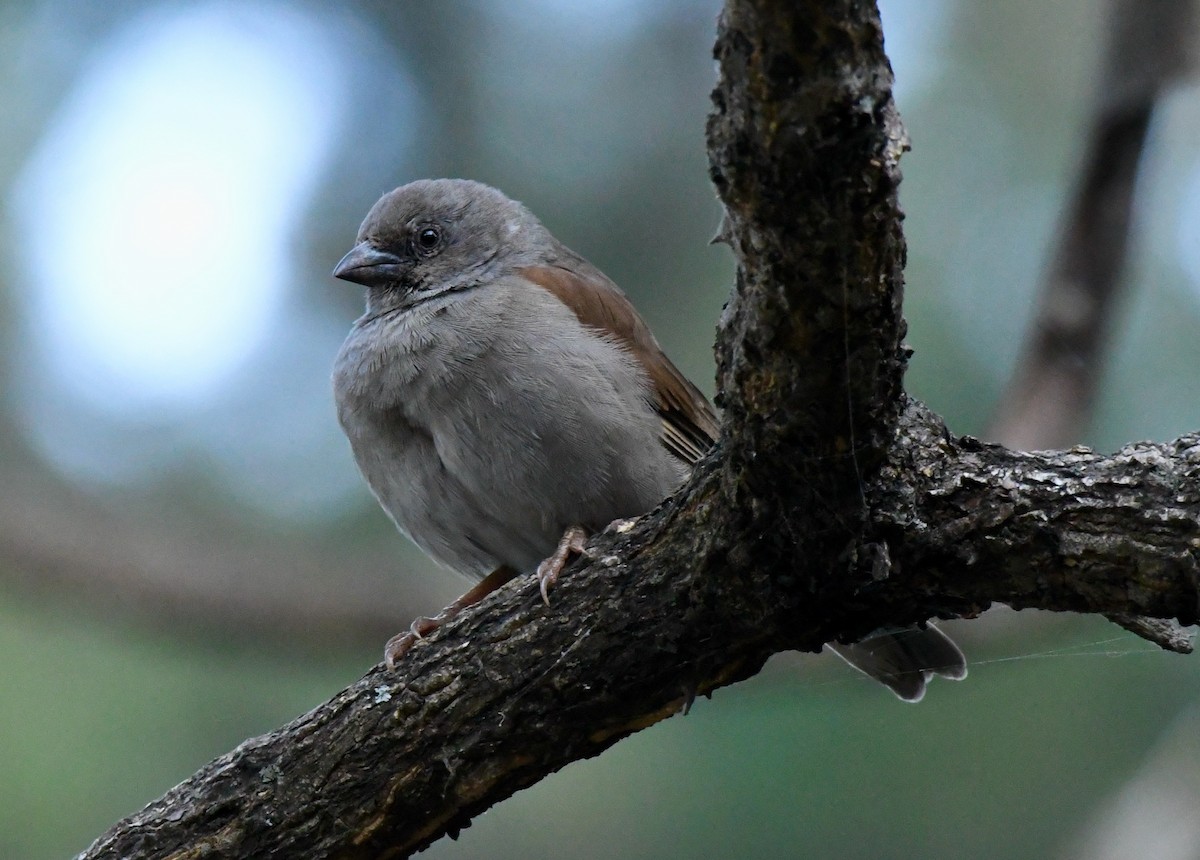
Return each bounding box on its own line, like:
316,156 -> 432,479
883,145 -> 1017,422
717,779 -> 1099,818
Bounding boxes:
705,0 -> 912,630
872,401 -> 1200,632
708,0 -> 907,458
77,411 -> 1200,860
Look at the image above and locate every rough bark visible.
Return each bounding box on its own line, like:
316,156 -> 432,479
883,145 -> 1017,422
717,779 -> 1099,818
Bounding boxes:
76,1 -> 1200,858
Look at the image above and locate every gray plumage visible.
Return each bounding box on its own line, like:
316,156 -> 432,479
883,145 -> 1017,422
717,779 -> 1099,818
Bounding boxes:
332,178 -> 965,698
333,179 -> 691,577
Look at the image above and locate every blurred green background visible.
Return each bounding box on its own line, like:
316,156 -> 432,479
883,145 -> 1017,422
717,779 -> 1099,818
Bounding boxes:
2,1 -> 1200,858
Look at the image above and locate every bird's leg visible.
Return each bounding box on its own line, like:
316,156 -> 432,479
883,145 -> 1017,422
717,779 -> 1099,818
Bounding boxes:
383,564 -> 519,668
536,525 -> 589,606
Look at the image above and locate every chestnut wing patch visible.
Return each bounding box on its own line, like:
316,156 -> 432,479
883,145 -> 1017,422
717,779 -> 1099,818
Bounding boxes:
518,264 -> 719,465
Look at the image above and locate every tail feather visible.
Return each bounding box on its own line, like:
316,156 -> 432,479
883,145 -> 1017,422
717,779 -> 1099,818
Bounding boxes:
828,625 -> 966,703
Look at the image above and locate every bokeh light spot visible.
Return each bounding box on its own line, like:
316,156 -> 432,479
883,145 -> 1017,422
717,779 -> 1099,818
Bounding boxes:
12,0 -> 343,410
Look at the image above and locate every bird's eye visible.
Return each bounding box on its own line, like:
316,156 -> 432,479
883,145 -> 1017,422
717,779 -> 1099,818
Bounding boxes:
416,226 -> 441,252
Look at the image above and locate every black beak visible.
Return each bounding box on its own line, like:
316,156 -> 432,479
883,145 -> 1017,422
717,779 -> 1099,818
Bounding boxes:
333,242 -> 405,288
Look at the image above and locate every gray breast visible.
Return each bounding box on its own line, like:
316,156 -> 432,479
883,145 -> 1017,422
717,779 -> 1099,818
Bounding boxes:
333,279 -> 686,579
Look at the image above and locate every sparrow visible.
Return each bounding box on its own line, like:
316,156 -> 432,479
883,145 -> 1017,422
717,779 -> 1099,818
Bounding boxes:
332,178 -> 965,700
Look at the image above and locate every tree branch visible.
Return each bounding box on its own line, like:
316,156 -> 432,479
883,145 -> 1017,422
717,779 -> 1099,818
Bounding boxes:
874,400 -> 1200,636
76,407 -> 1200,860
0,439 -> 428,647
76,1 -> 1200,858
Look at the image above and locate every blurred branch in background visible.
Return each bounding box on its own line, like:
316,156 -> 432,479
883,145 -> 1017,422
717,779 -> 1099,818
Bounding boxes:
0,448 -> 408,646
1063,705 -> 1200,860
989,0 -> 1198,450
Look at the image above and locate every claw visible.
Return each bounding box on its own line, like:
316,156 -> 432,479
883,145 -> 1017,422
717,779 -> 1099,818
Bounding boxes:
381,565 -> 520,670
383,616 -> 440,668
536,525 -> 589,606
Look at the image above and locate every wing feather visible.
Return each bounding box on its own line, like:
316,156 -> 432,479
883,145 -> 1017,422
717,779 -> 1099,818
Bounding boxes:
517,263 -> 719,465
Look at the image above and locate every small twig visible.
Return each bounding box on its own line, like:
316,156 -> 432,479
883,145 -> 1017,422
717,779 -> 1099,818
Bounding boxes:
1107,614 -> 1195,654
